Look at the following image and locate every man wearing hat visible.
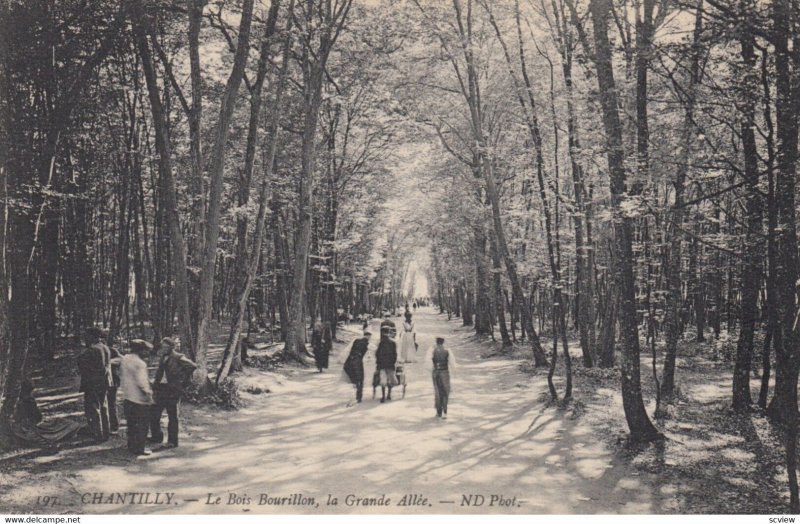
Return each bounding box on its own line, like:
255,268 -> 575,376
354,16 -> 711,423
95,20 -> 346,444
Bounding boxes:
119,339 -> 154,455
149,337 -> 197,449
77,327 -> 113,442
425,337 -> 456,419
343,331 -> 372,403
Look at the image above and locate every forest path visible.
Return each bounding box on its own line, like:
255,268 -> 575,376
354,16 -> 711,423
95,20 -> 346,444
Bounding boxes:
2,310 -> 675,515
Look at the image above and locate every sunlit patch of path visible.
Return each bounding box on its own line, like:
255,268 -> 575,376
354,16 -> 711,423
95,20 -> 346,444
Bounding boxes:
2,310 -> 675,515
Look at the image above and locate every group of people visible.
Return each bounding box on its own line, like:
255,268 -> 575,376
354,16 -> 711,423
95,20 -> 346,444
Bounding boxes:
70,302 -> 453,457
341,307 -> 456,418
76,329 -> 196,456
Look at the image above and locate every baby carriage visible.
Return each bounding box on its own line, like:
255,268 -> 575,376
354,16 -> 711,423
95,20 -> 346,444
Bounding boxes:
371,364 -> 407,400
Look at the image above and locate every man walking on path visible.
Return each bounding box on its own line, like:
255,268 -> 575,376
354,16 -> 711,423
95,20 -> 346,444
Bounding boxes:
77,327 -> 113,442
120,339 -> 154,456
343,331 -> 372,403
426,337 -> 456,419
149,337 -> 197,450
375,327 -> 398,403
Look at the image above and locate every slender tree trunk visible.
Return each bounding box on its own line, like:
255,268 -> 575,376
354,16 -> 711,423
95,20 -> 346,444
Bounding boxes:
187,0 -> 206,264
193,0 -> 255,383
588,0 -> 661,442
284,0 -> 353,359
662,0 -> 703,400
490,234 -> 513,348
217,1 -> 291,382
133,11 -> 195,360
732,6 -> 763,411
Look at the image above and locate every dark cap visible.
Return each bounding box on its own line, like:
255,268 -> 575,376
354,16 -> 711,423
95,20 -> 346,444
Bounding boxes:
435,337 -> 445,345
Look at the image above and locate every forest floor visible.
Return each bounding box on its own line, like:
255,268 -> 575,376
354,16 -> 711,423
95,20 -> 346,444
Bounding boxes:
0,309 -> 790,514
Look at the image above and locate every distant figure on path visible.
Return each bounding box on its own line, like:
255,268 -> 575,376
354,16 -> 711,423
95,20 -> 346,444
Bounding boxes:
426,337 -> 456,419
149,337 -> 196,450
375,327 -> 398,403
413,301 -> 417,312
399,316 -> 417,363
76,327 -> 113,443
343,331 -> 372,403
311,321 -> 333,372
120,340 -> 154,456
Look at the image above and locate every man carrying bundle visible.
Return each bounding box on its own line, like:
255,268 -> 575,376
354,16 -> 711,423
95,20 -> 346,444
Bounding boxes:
149,337 -> 197,450
76,327 -> 113,443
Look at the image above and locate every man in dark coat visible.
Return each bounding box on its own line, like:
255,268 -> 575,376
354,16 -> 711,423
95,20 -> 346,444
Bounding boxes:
149,337 -> 197,449
375,327 -> 398,403
77,327 -> 113,442
344,331 -> 372,403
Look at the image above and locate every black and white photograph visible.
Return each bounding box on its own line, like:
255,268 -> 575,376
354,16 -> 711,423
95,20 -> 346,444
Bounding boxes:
0,0 -> 799,518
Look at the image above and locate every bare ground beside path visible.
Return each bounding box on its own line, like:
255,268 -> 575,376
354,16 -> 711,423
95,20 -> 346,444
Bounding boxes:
0,309 -> 776,515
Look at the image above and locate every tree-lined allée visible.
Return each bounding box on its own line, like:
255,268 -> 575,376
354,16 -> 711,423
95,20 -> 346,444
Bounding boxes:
2,0 -> 800,512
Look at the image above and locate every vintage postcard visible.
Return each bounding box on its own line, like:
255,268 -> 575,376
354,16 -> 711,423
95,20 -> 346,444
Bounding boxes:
0,0 -> 797,518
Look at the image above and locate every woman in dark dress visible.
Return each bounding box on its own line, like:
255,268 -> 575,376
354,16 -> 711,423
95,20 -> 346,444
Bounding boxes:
343,331 -> 372,402
312,321 -> 333,372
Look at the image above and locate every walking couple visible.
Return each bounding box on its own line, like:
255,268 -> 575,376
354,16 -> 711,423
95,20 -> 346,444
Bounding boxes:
341,325 -> 397,403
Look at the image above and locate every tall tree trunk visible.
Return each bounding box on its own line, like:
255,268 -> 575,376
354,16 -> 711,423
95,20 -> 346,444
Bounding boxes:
490,234 -> 513,348
187,0 -> 206,264
588,0 -> 661,442
732,3 -> 763,411
765,0 -> 800,510
284,0 -> 353,359
133,10 -> 195,360
193,0 -> 256,383
218,2 -> 291,380
473,222 -> 493,336
662,0 -> 703,400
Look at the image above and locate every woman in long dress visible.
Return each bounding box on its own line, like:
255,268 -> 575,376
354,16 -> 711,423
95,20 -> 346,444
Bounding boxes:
400,317 -> 417,363
311,321 -> 332,372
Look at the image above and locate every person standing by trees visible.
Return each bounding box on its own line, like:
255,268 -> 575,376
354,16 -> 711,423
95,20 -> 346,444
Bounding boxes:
426,337 -> 456,420
311,321 -> 332,373
343,331 -> 372,403
76,327 -> 113,443
119,340 -> 153,456
149,338 -> 197,450
375,326 -> 398,403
